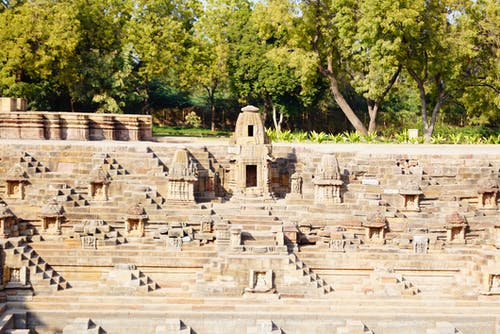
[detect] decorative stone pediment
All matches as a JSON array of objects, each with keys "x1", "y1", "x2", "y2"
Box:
[
  {"x1": 314, "y1": 154, "x2": 343, "y2": 204},
  {"x1": 477, "y1": 178, "x2": 498, "y2": 210}
]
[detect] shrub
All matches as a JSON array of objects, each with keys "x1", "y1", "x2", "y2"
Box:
[{"x1": 184, "y1": 111, "x2": 202, "y2": 128}]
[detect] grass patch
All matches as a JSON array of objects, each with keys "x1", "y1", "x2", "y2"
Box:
[{"x1": 153, "y1": 125, "x2": 231, "y2": 137}]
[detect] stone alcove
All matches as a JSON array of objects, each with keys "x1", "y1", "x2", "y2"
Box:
[
  {"x1": 39, "y1": 199, "x2": 64, "y2": 235},
  {"x1": 477, "y1": 179, "x2": 498, "y2": 210},
  {"x1": 0, "y1": 203, "x2": 18, "y2": 238},
  {"x1": 400, "y1": 183, "x2": 423, "y2": 212},
  {"x1": 89, "y1": 166, "x2": 111, "y2": 201},
  {"x1": 244, "y1": 269, "x2": 274, "y2": 293},
  {"x1": 444, "y1": 211, "x2": 468, "y2": 244},
  {"x1": 125, "y1": 204, "x2": 147, "y2": 237},
  {"x1": 362, "y1": 212, "x2": 387, "y2": 245},
  {"x1": 5, "y1": 163, "x2": 28, "y2": 200}
]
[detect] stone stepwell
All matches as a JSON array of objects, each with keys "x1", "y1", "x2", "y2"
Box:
[{"x1": 0, "y1": 106, "x2": 498, "y2": 333}]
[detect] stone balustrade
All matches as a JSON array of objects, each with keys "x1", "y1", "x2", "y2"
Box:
[{"x1": 0, "y1": 111, "x2": 152, "y2": 141}]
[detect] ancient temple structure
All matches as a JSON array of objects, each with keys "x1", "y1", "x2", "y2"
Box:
[
  {"x1": 228, "y1": 105, "x2": 273, "y2": 198},
  {"x1": 0, "y1": 105, "x2": 498, "y2": 333}
]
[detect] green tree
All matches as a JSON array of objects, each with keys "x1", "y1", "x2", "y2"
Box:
[
  {"x1": 0, "y1": 0, "x2": 80, "y2": 106},
  {"x1": 186, "y1": 0, "x2": 242, "y2": 131},
  {"x1": 298, "y1": 0, "x2": 404, "y2": 134},
  {"x1": 457, "y1": 0, "x2": 500, "y2": 127},
  {"x1": 396, "y1": 0, "x2": 497, "y2": 141},
  {"x1": 127, "y1": 0, "x2": 199, "y2": 113}
]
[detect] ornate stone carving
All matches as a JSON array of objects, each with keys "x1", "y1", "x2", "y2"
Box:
[
  {"x1": 444, "y1": 211, "x2": 467, "y2": 243},
  {"x1": 477, "y1": 179, "x2": 498, "y2": 210},
  {"x1": 314, "y1": 154, "x2": 343, "y2": 204},
  {"x1": 166, "y1": 149, "x2": 197, "y2": 203},
  {"x1": 40, "y1": 198, "x2": 64, "y2": 235},
  {"x1": 125, "y1": 203, "x2": 147, "y2": 237}
]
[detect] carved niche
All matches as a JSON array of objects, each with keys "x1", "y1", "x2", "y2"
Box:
[
  {"x1": 477, "y1": 179, "x2": 498, "y2": 210},
  {"x1": 0, "y1": 203, "x2": 18, "y2": 238},
  {"x1": 5, "y1": 163, "x2": 27, "y2": 200},
  {"x1": 313, "y1": 154, "x2": 343, "y2": 204},
  {"x1": 362, "y1": 212, "x2": 387, "y2": 245},
  {"x1": 245, "y1": 270, "x2": 274, "y2": 293},
  {"x1": 400, "y1": 182, "x2": 423, "y2": 212},
  {"x1": 89, "y1": 167, "x2": 111, "y2": 201},
  {"x1": 39, "y1": 199, "x2": 64, "y2": 235},
  {"x1": 166, "y1": 149, "x2": 197, "y2": 203},
  {"x1": 125, "y1": 203, "x2": 147, "y2": 237},
  {"x1": 444, "y1": 211, "x2": 467, "y2": 244}
]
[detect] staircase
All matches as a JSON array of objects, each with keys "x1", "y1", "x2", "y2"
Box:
[
  {"x1": 101, "y1": 264, "x2": 160, "y2": 294},
  {"x1": 3, "y1": 238, "x2": 69, "y2": 292},
  {"x1": 93, "y1": 153, "x2": 128, "y2": 177},
  {"x1": 358, "y1": 268, "x2": 419, "y2": 297},
  {"x1": 287, "y1": 253, "x2": 334, "y2": 296},
  {"x1": 18, "y1": 152, "x2": 49, "y2": 177}
]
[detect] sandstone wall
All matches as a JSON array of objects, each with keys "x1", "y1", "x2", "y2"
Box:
[{"x1": 0, "y1": 111, "x2": 152, "y2": 141}]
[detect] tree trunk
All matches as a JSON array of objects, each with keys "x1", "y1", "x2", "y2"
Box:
[
  {"x1": 272, "y1": 105, "x2": 283, "y2": 132},
  {"x1": 324, "y1": 57, "x2": 368, "y2": 135},
  {"x1": 210, "y1": 100, "x2": 216, "y2": 132},
  {"x1": 408, "y1": 69, "x2": 447, "y2": 143},
  {"x1": 367, "y1": 101, "x2": 379, "y2": 133},
  {"x1": 70, "y1": 97, "x2": 75, "y2": 113}
]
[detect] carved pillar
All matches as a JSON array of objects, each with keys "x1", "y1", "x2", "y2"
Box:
[{"x1": 229, "y1": 225, "x2": 243, "y2": 252}]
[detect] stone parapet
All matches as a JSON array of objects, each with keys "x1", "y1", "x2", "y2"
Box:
[{"x1": 0, "y1": 111, "x2": 152, "y2": 141}]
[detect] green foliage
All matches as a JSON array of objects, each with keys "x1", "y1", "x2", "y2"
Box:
[
  {"x1": 309, "y1": 130, "x2": 328, "y2": 143},
  {"x1": 153, "y1": 125, "x2": 230, "y2": 137},
  {"x1": 184, "y1": 111, "x2": 202, "y2": 128},
  {"x1": 0, "y1": 0, "x2": 496, "y2": 134}
]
